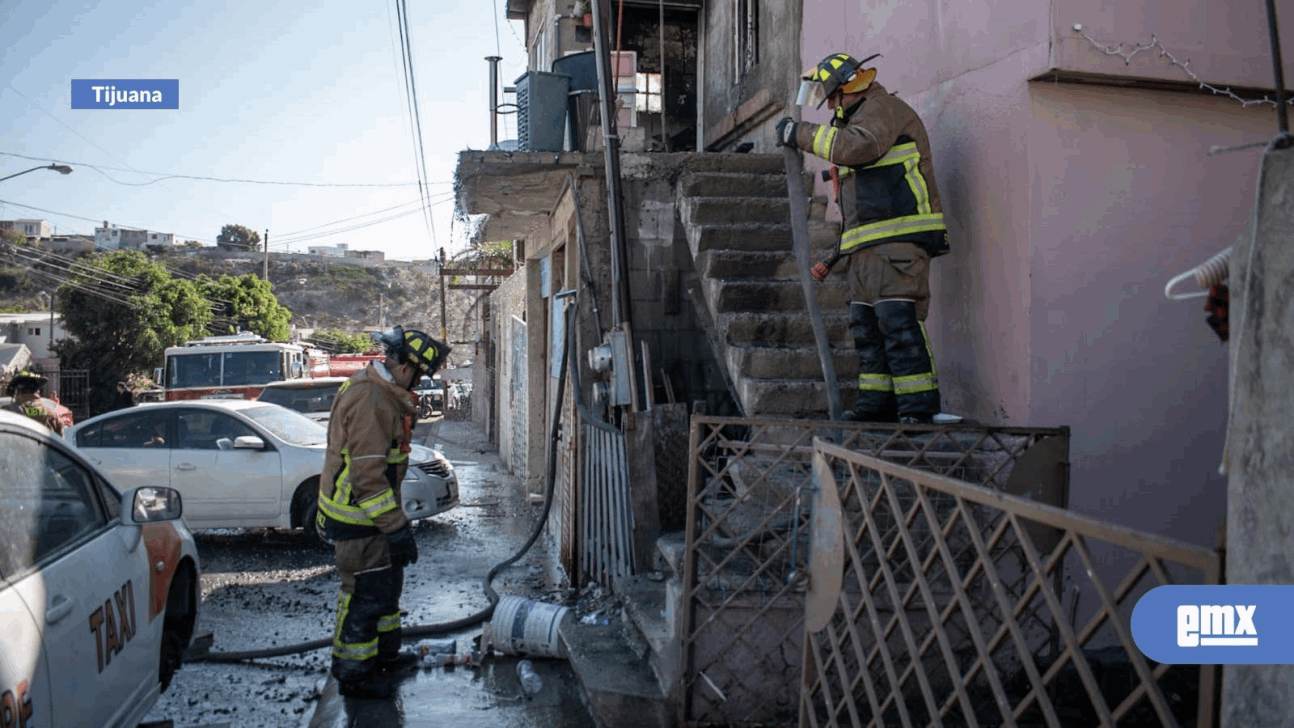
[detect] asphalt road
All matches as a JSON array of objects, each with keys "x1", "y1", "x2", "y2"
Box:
[{"x1": 142, "y1": 418, "x2": 596, "y2": 728}]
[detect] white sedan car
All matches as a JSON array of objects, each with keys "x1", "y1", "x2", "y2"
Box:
[
  {"x1": 65, "y1": 400, "x2": 459, "y2": 541},
  {"x1": 1, "y1": 410, "x2": 201, "y2": 727}
]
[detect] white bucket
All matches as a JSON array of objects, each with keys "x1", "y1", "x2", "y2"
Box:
[{"x1": 485, "y1": 596, "x2": 571, "y2": 659}]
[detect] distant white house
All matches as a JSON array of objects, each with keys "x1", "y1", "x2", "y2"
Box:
[
  {"x1": 0, "y1": 311, "x2": 66, "y2": 362},
  {"x1": 0, "y1": 313, "x2": 67, "y2": 362},
  {"x1": 0, "y1": 218, "x2": 53, "y2": 240},
  {"x1": 95, "y1": 221, "x2": 174, "y2": 250},
  {"x1": 308, "y1": 243, "x2": 349, "y2": 257}
]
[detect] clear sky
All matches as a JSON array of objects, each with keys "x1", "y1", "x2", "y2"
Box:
[{"x1": 1, "y1": 0, "x2": 528, "y2": 261}]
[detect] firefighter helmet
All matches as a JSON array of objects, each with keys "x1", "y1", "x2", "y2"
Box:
[{"x1": 797, "y1": 52, "x2": 881, "y2": 108}]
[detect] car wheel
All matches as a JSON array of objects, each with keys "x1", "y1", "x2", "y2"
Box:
[
  {"x1": 290, "y1": 479, "x2": 330, "y2": 549},
  {"x1": 159, "y1": 631, "x2": 183, "y2": 692}
]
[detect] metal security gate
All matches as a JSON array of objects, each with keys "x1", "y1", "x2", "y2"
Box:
[
  {"x1": 801, "y1": 440, "x2": 1221, "y2": 728},
  {"x1": 28, "y1": 367, "x2": 89, "y2": 422},
  {"x1": 680, "y1": 417, "x2": 1071, "y2": 727}
]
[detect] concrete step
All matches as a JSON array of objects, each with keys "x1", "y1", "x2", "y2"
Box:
[
  {"x1": 696, "y1": 249, "x2": 841, "y2": 280},
  {"x1": 685, "y1": 222, "x2": 794, "y2": 257},
  {"x1": 561, "y1": 620, "x2": 673, "y2": 728},
  {"x1": 727, "y1": 344, "x2": 858, "y2": 381},
  {"x1": 737, "y1": 378, "x2": 860, "y2": 417},
  {"x1": 720, "y1": 311, "x2": 853, "y2": 348},
  {"x1": 705, "y1": 278, "x2": 850, "y2": 314},
  {"x1": 616, "y1": 574, "x2": 679, "y2": 708},
  {"x1": 680, "y1": 196, "x2": 791, "y2": 226},
  {"x1": 676, "y1": 152, "x2": 786, "y2": 176},
  {"x1": 677, "y1": 171, "x2": 793, "y2": 199}
]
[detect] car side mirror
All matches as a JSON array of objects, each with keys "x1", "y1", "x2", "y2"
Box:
[
  {"x1": 122, "y1": 486, "x2": 183, "y2": 523},
  {"x1": 233, "y1": 435, "x2": 266, "y2": 450}
]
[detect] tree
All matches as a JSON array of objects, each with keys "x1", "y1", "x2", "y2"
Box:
[
  {"x1": 182, "y1": 240, "x2": 204, "y2": 249},
  {"x1": 314, "y1": 329, "x2": 374, "y2": 353},
  {"x1": 1, "y1": 228, "x2": 28, "y2": 247},
  {"x1": 56, "y1": 250, "x2": 212, "y2": 415},
  {"x1": 216, "y1": 224, "x2": 261, "y2": 251},
  {"x1": 200, "y1": 273, "x2": 292, "y2": 341}
]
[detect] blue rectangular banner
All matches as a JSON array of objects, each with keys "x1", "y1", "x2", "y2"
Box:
[{"x1": 71, "y1": 79, "x2": 178, "y2": 109}]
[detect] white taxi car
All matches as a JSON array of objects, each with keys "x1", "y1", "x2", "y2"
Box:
[
  {"x1": 65, "y1": 400, "x2": 459, "y2": 543},
  {"x1": 0, "y1": 409, "x2": 201, "y2": 727}
]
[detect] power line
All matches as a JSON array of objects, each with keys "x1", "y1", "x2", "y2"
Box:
[
  {"x1": 0, "y1": 198, "x2": 215, "y2": 244},
  {"x1": 271, "y1": 193, "x2": 457, "y2": 250},
  {"x1": 0, "y1": 151, "x2": 444, "y2": 189},
  {"x1": 394, "y1": 0, "x2": 438, "y2": 248}
]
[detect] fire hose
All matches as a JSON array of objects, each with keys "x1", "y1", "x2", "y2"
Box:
[{"x1": 194, "y1": 312, "x2": 572, "y2": 664}]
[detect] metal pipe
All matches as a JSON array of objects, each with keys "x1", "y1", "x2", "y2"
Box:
[
  {"x1": 486, "y1": 55, "x2": 503, "y2": 148},
  {"x1": 590, "y1": 0, "x2": 641, "y2": 410},
  {"x1": 1264, "y1": 0, "x2": 1289, "y2": 136}
]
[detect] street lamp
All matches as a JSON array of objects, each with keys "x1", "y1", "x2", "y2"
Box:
[{"x1": 0, "y1": 164, "x2": 73, "y2": 183}]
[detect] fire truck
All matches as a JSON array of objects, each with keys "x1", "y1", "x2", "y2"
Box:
[
  {"x1": 162, "y1": 333, "x2": 312, "y2": 401},
  {"x1": 161, "y1": 334, "x2": 386, "y2": 401}
]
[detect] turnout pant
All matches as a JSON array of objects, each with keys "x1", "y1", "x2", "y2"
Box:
[
  {"x1": 846, "y1": 242, "x2": 940, "y2": 421},
  {"x1": 331, "y1": 535, "x2": 404, "y2": 683}
]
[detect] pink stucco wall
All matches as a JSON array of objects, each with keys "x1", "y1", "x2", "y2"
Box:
[
  {"x1": 1051, "y1": 0, "x2": 1294, "y2": 90},
  {"x1": 799, "y1": 0, "x2": 1284, "y2": 548},
  {"x1": 1027, "y1": 85, "x2": 1273, "y2": 544}
]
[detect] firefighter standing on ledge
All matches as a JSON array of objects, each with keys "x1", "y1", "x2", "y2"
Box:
[
  {"x1": 777, "y1": 52, "x2": 949, "y2": 424},
  {"x1": 316, "y1": 325, "x2": 449, "y2": 698}
]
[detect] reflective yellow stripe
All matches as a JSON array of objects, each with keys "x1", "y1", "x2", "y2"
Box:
[
  {"x1": 921, "y1": 322, "x2": 938, "y2": 381},
  {"x1": 865, "y1": 142, "x2": 919, "y2": 168},
  {"x1": 333, "y1": 592, "x2": 380, "y2": 661},
  {"x1": 893, "y1": 373, "x2": 939, "y2": 395},
  {"x1": 858, "y1": 373, "x2": 893, "y2": 392},
  {"x1": 813, "y1": 125, "x2": 838, "y2": 159},
  {"x1": 335, "y1": 447, "x2": 353, "y2": 505},
  {"x1": 359, "y1": 489, "x2": 399, "y2": 519},
  {"x1": 840, "y1": 214, "x2": 947, "y2": 254},
  {"x1": 387, "y1": 448, "x2": 408, "y2": 464},
  {"x1": 378, "y1": 612, "x2": 401, "y2": 633},
  {"x1": 319, "y1": 496, "x2": 373, "y2": 525},
  {"x1": 903, "y1": 155, "x2": 932, "y2": 215}
]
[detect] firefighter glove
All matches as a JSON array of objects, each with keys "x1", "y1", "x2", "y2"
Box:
[
  {"x1": 775, "y1": 117, "x2": 798, "y2": 148},
  {"x1": 387, "y1": 525, "x2": 419, "y2": 567}
]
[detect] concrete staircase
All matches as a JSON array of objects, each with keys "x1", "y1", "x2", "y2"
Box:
[{"x1": 676, "y1": 154, "x2": 857, "y2": 418}]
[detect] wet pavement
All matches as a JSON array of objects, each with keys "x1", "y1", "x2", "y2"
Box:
[{"x1": 143, "y1": 417, "x2": 597, "y2": 728}]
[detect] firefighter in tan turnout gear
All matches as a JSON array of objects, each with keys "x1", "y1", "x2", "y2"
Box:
[
  {"x1": 777, "y1": 52, "x2": 948, "y2": 424},
  {"x1": 317, "y1": 325, "x2": 450, "y2": 698}
]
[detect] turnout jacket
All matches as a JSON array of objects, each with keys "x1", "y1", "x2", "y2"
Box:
[
  {"x1": 317, "y1": 362, "x2": 415, "y2": 541},
  {"x1": 792, "y1": 82, "x2": 949, "y2": 259}
]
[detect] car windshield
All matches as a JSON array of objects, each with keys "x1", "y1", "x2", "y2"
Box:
[
  {"x1": 258, "y1": 383, "x2": 342, "y2": 414},
  {"x1": 221, "y1": 351, "x2": 283, "y2": 387},
  {"x1": 167, "y1": 350, "x2": 284, "y2": 388},
  {"x1": 240, "y1": 405, "x2": 328, "y2": 446}
]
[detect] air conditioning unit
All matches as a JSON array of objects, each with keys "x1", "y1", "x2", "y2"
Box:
[{"x1": 515, "y1": 71, "x2": 571, "y2": 152}]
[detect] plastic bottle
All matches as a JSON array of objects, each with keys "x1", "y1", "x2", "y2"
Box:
[{"x1": 516, "y1": 659, "x2": 543, "y2": 698}]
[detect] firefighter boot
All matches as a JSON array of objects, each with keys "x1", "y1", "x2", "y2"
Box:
[
  {"x1": 873, "y1": 299, "x2": 940, "y2": 423},
  {"x1": 843, "y1": 302, "x2": 898, "y2": 422}
]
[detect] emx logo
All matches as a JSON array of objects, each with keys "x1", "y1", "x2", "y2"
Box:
[
  {"x1": 1133, "y1": 585, "x2": 1293, "y2": 664},
  {"x1": 1177, "y1": 605, "x2": 1257, "y2": 647}
]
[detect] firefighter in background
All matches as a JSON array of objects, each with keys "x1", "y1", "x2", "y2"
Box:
[
  {"x1": 316, "y1": 325, "x2": 450, "y2": 698},
  {"x1": 4, "y1": 370, "x2": 65, "y2": 434},
  {"x1": 776, "y1": 53, "x2": 949, "y2": 424}
]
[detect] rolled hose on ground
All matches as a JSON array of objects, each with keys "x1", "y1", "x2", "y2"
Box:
[{"x1": 194, "y1": 320, "x2": 572, "y2": 664}]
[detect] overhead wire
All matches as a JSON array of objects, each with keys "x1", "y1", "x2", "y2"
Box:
[
  {"x1": 0, "y1": 152, "x2": 433, "y2": 189},
  {"x1": 393, "y1": 0, "x2": 439, "y2": 248}
]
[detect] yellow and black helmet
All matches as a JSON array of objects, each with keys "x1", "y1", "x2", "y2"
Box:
[
  {"x1": 373, "y1": 326, "x2": 451, "y2": 376},
  {"x1": 797, "y1": 52, "x2": 881, "y2": 108},
  {"x1": 6, "y1": 369, "x2": 48, "y2": 396}
]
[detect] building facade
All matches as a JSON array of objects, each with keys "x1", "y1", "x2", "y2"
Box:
[{"x1": 94, "y1": 221, "x2": 175, "y2": 250}]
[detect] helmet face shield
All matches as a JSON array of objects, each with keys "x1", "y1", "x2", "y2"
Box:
[{"x1": 796, "y1": 79, "x2": 829, "y2": 108}]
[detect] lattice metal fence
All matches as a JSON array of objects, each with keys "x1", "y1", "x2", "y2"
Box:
[
  {"x1": 801, "y1": 439, "x2": 1221, "y2": 728},
  {"x1": 681, "y1": 417, "x2": 1072, "y2": 728}
]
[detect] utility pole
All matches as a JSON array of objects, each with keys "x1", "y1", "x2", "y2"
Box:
[
  {"x1": 262, "y1": 229, "x2": 270, "y2": 281},
  {"x1": 438, "y1": 248, "x2": 448, "y2": 342},
  {"x1": 1222, "y1": 2, "x2": 1294, "y2": 725}
]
